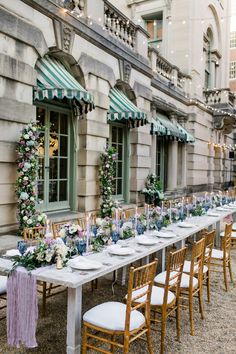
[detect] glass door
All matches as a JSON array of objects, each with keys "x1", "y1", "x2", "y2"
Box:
[{"x1": 37, "y1": 105, "x2": 71, "y2": 211}]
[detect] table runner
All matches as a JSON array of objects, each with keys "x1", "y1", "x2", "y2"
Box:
[{"x1": 7, "y1": 267, "x2": 42, "y2": 348}]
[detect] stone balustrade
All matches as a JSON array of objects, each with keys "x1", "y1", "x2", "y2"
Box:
[
  {"x1": 104, "y1": 0, "x2": 137, "y2": 49},
  {"x1": 59, "y1": 0, "x2": 85, "y2": 14},
  {"x1": 149, "y1": 48, "x2": 192, "y2": 95},
  {"x1": 203, "y1": 88, "x2": 236, "y2": 107}
]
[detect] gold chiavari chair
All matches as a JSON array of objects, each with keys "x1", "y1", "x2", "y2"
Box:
[
  {"x1": 52, "y1": 220, "x2": 73, "y2": 238},
  {"x1": 82, "y1": 260, "x2": 158, "y2": 354},
  {"x1": 152, "y1": 247, "x2": 187, "y2": 354},
  {"x1": 24, "y1": 225, "x2": 48, "y2": 243},
  {"x1": 78, "y1": 217, "x2": 86, "y2": 230},
  {"x1": 179, "y1": 238, "x2": 205, "y2": 335},
  {"x1": 137, "y1": 206, "x2": 145, "y2": 215},
  {"x1": 23, "y1": 226, "x2": 66, "y2": 316},
  {"x1": 221, "y1": 221, "x2": 236, "y2": 247},
  {"x1": 124, "y1": 208, "x2": 135, "y2": 220},
  {"x1": 0, "y1": 276, "x2": 7, "y2": 320},
  {"x1": 211, "y1": 222, "x2": 234, "y2": 291},
  {"x1": 183, "y1": 231, "x2": 215, "y2": 303},
  {"x1": 90, "y1": 212, "x2": 99, "y2": 226}
]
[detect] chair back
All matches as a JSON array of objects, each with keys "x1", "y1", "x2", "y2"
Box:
[
  {"x1": 190, "y1": 238, "x2": 205, "y2": 289},
  {"x1": 222, "y1": 222, "x2": 232, "y2": 259},
  {"x1": 124, "y1": 209, "x2": 135, "y2": 220},
  {"x1": 137, "y1": 207, "x2": 145, "y2": 215},
  {"x1": 164, "y1": 247, "x2": 187, "y2": 305},
  {"x1": 24, "y1": 226, "x2": 48, "y2": 242},
  {"x1": 90, "y1": 212, "x2": 99, "y2": 226},
  {"x1": 203, "y1": 230, "x2": 216, "y2": 266},
  {"x1": 125, "y1": 260, "x2": 158, "y2": 333},
  {"x1": 52, "y1": 221, "x2": 70, "y2": 238},
  {"x1": 78, "y1": 217, "x2": 86, "y2": 230}
]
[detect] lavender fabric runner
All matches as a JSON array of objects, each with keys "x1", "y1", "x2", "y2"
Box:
[{"x1": 7, "y1": 267, "x2": 41, "y2": 348}]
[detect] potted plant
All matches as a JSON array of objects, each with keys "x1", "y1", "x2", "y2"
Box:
[{"x1": 141, "y1": 173, "x2": 164, "y2": 206}]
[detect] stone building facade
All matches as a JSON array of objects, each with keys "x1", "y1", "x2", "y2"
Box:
[{"x1": 0, "y1": 0, "x2": 235, "y2": 233}]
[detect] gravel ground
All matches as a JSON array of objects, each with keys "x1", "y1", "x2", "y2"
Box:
[{"x1": 0, "y1": 248, "x2": 236, "y2": 354}]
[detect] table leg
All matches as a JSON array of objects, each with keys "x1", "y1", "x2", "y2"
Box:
[
  {"x1": 67, "y1": 286, "x2": 82, "y2": 354},
  {"x1": 117, "y1": 266, "x2": 127, "y2": 286},
  {"x1": 161, "y1": 248, "x2": 166, "y2": 272}
]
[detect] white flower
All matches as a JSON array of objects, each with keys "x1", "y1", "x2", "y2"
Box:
[
  {"x1": 23, "y1": 176, "x2": 29, "y2": 181},
  {"x1": 23, "y1": 216, "x2": 28, "y2": 221},
  {"x1": 32, "y1": 127, "x2": 36, "y2": 132},
  {"x1": 96, "y1": 218, "x2": 103, "y2": 226},
  {"x1": 37, "y1": 215, "x2": 42, "y2": 222},
  {"x1": 59, "y1": 229, "x2": 66, "y2": 238},
  {"x1": 69, "y1": 225, "x2": 77, "y2": 234},
  {"x1": 30, "y1": 196, "x2": 34, "y2": 201},
  {"x1": 24, "y1": 134, "x2": 29, "y2": 139},
  {"x1": 20, "y1": 192, "x2": 29, "y2": 200},
  {"x1": 27, "y1": 219, "x2": 33, "y2": 225},
  {"x1": 23, "y1": 162, "x2": 31, "y2": 170},
  {"x1": 106, "y1": 164, "x2": 110, "y2": 168}
]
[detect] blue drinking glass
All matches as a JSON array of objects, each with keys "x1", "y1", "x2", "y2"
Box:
[
  {"x1": 111, "y1": 231, "x2": 119, "y2": 244},
  {"x1": 17, "y1": 241, "x2": 27, "y2": 256},
  {"x1": 76, "y1": 240, "x2": 87, "y2": 255},
  {"x1": 136, "y1": 224, "x2": 144, "y2": 235},
  {"x1": 156, "y1": 220, "x2": 162, "y2": 231}
]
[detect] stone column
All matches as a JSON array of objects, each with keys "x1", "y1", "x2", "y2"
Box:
[
  {"x1": 181, "y1": 144, "x2": 187, "y2": 188},
  {"x1": 167, "y1": 140, "x2": 178, "y2": 191},
  {"x1": 77, "y1": 75, "x2": 110, "y2": 212}
]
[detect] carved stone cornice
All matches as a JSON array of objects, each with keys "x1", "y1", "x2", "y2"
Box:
[{"x1": 53, "y1": 19, "x2": 75, "y2": 54}]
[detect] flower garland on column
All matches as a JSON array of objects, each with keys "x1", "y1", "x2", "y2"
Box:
[
  {"x1": 16, "y1": 122, "x2": 47, "y2": 236},
  {"x1": 99, "y1": 146, "x2": 117, "y2": 218}
]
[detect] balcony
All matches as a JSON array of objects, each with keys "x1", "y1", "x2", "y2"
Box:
[
  {"x1": 149, "y1": 48, "x2": 192, "y2": 97},
  {"x1": 203, "y1": 88, "x2": 236, "y2": 133}
]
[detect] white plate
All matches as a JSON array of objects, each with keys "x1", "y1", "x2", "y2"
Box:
[
  {"x1": 154, "y1": 231, "x2": 176, "y2": 238},
  {"x1": 67, "y1": 257, "x2": 103, "y2": 270},
  {"x1": 178, "y1": 222, "x2": 195, "y2": 228},
  {"x1": 207, "y1": 212, "x2": 220, "y2": 217},
  {"x1": 135, "y1": 236, "x2": 160, "y2": 246},
  {"x1": 5, "y1": 246, "x2": 35, "y2": 257},
  {"x1": 107, "y1": 245, "x2": 135, "y2": 256},
  {"x1": 224, "y1": 205, "x2": 236, "y2": 209},
  {"x1": 216, "y1": 207, "x2": 230, "y2": 211}
]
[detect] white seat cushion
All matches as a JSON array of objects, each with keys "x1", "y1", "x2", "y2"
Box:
[
  {"x1": 0, "y1": 275, "x2": 7, "y2": 294},
  {"x1": 154, "y1": 271, "x2": 178, "y2": 286},
  {"x1": 180, "y1": 273, "x2": 198, "y2": 288},
  {"x1": 211, "y1": 249, "x2": 226, "y2": 259},
  {"x1": 183, "y1": 260, "x2": 198, "y2": 274},
  {"x1": 126, "y1": 285, "x2": 175, "y2": 307},
  {"x1": 220, "y1": 231, "x2": 236, "y2": 239},
  {"x1": 232, "y1": 222, "x2": 236, "y2": 231},
  {"x1": 83, "y1": 301, "x2": 145, "y2": 331},
  {"x1": 203, "y1": 265, "x2": 208, "y2": 273}
]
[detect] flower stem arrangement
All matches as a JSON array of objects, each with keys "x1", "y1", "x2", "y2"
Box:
[
  {"x1": 141, "y1": 173, "x2": 164, "y2": 206},
  {"x1": 15, "y1": 122, "x2": 47, "y2": 235},
  {"x1": 99, "y1": 146, "x2": 117, "y2": 218}
]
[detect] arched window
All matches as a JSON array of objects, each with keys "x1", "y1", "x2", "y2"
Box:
[{"x1": 204, "y1": 29, "x2": 213, "y2": 89}]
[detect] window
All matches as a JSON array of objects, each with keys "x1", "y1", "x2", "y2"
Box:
[
  {"x1": 204, "y1": 29, "x2": 214, "y2": 89},
  {"x1": 156, "y1": 139, "x2": 167, "y2": 191},
  {"x1": 229, "y1": 61, "x2": 236, "y2": 79},
  {"x1": 230, "y1": 32, "x2": 236, "y2": 48},
  {"x1": 109, "y1": 123, "x2": 129, "y2": 200},
  {"x1": 143, "y1": 12, "x2": 163, "y2": 50}
]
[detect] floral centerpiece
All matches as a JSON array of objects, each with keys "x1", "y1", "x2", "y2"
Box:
[
  {"x1": 141, "y1": 173, "x2": 164, "y2": 206},
  {"x1": 91, "y1": 217, "x2": 113, "y2": 251},
  {"x1": 16, "y1": 122, "x2": 46, "y2": 235},
  {"x1": 99, "y1": 146, "x2": 117, "y2": 218},
  {"x1": 58, "y1": 223, "x2": 84, "y2": 253},
  {"x1": 11, "y1": 238, "x2": 69, "y2": 272}
]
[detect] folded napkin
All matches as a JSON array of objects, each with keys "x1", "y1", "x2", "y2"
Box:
[{"x1": 7, "y1": 266, "x2": 42, "y2": 348}]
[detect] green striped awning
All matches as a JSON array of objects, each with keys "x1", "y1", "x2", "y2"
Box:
[
  {"x1": 150, "y1": 118, "x2": 166, "y2": 136},
  {"x1": 34, "y1": 56, "x2": 94, "y2": 113},
  {"x1": 107, "y1": 88, "x2": 147, "y2": 122},
  {"x1": 157, "y1": 114, "x2": 186, "y2": 141},
  {"x1": 176, "y1": 123, "x2": 195, "y2": 143}
]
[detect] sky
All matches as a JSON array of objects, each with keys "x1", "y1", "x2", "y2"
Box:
[{"x1": 231, "y1": 0, "x2": 236, "y2": 30}]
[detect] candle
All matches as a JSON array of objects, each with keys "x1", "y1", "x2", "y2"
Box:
[
  {"x1": 147, "y1": 204, "x2": 150, "y2": 230},
  {"x1": 161, "y1": 201, "x2": 164, "y2": 216},
  {"x1": 135, "y1": 206, "x2": 138, "y2": 232},
  {"x1": 115, "y1": 208, "x2": 119, "y2": 232},
  {"x1": 86, "y1": 213, "x2": 90, "y2": 252},
  {"x1": 181, "y1": 197, "x2": 184, "y2": 214},
  {"x1": 193, "y1": 195, "x2": 196, "y2": 207},
  {"x1": 169, "y1": 201, "x2": 172, "y2": 223},
  {"x1": 219, "y1": 191, "x2": 222, "y2": 205},
  {"x1": 226, "y1": 190, "x2": 229, "y2": 203},
  {"x1": 144, "y1": 203, "x2": 147, "y2": 216},
  {"x1": 205, "y1": 192, "x2": 207, "y2": 204},
  {"x1": 46, "y1": 218, "x2": 50, "y2": 233}
]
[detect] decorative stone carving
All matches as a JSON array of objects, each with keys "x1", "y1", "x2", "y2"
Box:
[
  {"x1": 123, "y1": 61, "x2": 132, "y2": 83},
  {"x1": 53, "y1": 20, "x2": 75, "y2": 54},
  {"x1": 213, "y1": 115, "x2": 235, "y2": 134}
]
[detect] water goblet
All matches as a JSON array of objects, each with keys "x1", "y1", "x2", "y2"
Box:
[
  {"x1": 76, "y1": 240, "x2": 87, "y2": 255},
  {"x1": 17, "y1": 241, "x2": 27, "y2": 256},
  {"x1": 111, "y1": 231, "x2": 119, "y2": 244}
]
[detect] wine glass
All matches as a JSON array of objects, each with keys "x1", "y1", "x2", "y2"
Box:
[
  {"x1": 76, "y1": 240, "x2": 86, "y2": 255},
  {"x1": 17, "y1": 241, "x2": 27, "y2": 256},
  {"x1": 111, "y1": 231, "x2": 119, "y2": 244}
]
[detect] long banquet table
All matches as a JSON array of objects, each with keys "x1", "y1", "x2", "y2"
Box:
[{"x1": 0, "y1": 208, "x2": 235, "y2": 354}]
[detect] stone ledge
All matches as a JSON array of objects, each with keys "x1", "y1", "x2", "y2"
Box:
[
  {"x1": 0, "y1": 98, "x2": 36, "y2": 123},
  {"x1": 0, "y1": 7, "x2": 48, "y2": 57},
  {"x1": 0, "y1": 53, "x2": 36, "y2": 86}
]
